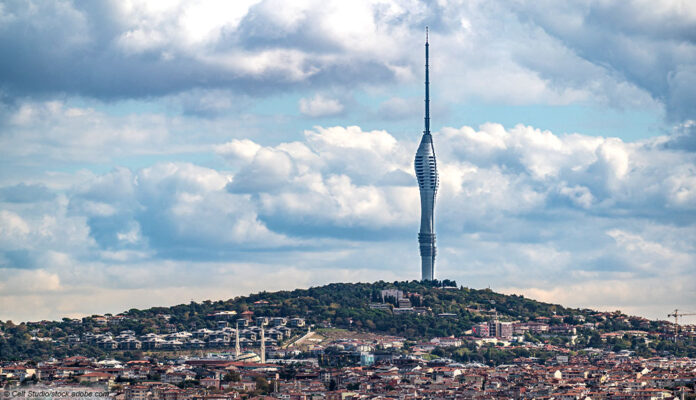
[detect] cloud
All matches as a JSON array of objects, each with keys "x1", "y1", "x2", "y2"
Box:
[
  {"x1": 661, "y1": 120, "x2": 696, "y2": 152},
  {"x1": 1, "y1": 122, "x2": 695, "y2": 320},
  {"x1": 0, "y1": 258, "x2": 406, "y2": 322},
  {"x1": 69, "y1": 163, "x2": 293, "y2": 258},
  {"x1": 0, "y1": 269, "x2": 61, "y2": 296},
  {"x1": 510, "y1": 0, "x2": 696, "y2": 122},
  {"x1": 62, "y1": 122, "x2": 692, "y2": 253},
  {"x1": 436, "y1": 124, "x2": 696, "y2": 223},
  {"x1": 0, "y1": 100, "x2": 170, "y2": 164},
  {"x1": 0, "y1": 201, "x2": 94, "y2": 270},
  {"x1": 173, "y1": 89, "x2": 254, "y2": 117},
  {"x1": 0, "y1": 0, "x2": 403, "y2": 100},
  {"x1": 299, "y1": 94, "x2": 344, "y2": 117},
  {"x1": 0, "y1": 210, "x2": 30, "y2": 238},
  {"x1": 0, "y1": 0, "x2": 691, "y2": 126},
  {"x1": 0, "y1": 183, "x2": 55, "y2": 203},
  {"x1": 217, "y1": 126, "x2": 418, "y2": 236},
  {"x1": 2, "y1": 0, "x2": 696, "y2": 323}
]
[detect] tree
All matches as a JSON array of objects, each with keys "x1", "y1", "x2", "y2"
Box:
[
  {"x1": 588, "y1": 332, "x2": 602, "y2": 348},
  {"x1": 223, "y1": 371, "x2": 240, "y2": 382},
  {"x1": 254, "y1": 376, "x2": 271, "y2": 394}
]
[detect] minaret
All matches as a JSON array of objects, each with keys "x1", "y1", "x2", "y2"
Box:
[
  {"x1": 235, "y1": 320, "x2": 241, "y2": 358},
  {"x1": 260, "y1": 325, "x2": 266, "y2": 363},
  {"x1": 414, "y1": 27, "x2": 438, "y2": 281}
]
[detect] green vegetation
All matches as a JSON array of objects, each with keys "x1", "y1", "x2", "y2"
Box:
[{"x1": 1, "y1": 280, "x2": 694, "y2": 360}]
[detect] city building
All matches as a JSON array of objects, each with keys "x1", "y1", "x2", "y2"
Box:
[{"x1": 472, "y1": 323, "x2": 490, "y2": 337}]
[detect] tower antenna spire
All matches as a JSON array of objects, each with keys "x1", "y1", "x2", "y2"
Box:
[{"x1": 424, "y1": 26, "x2": 430, "y2": 136}]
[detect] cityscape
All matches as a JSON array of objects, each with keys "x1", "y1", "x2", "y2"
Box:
[{"x1": 1, "y1": 1, "x2": 696, "y2": 399}]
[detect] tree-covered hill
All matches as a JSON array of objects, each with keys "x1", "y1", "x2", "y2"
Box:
[{"x1": 0, "y1": 280, "x2": 687, "y2": 360}]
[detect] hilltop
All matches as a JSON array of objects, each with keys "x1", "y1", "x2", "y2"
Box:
[{"x1": 1, "y1": 280, "x2": 693, "y2": 361}]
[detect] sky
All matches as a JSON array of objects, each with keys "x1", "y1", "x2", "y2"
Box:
[{"x1": 0, "y1": 0, "x2": 695, "y2": 324}]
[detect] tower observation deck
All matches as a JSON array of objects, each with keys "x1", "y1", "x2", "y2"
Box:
[{"x1": 414, "y1": 27, "x2": 438, "y2": 281}]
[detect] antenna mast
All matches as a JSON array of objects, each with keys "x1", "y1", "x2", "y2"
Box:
[{"x1": 424, "y1": 26, "x2": 430, "y2": 136}]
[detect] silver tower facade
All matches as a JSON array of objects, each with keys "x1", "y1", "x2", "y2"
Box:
[{"x1": 415, "y1": 28, "x2": 438, "y2": 281}]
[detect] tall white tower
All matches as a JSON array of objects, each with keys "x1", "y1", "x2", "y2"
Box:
[{"x1": 415, "y1": 27, "x2": 438, "y2": 281}]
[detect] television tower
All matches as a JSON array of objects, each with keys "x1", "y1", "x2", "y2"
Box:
[{"x1": 414, "y1": 27, "x2": 438, "y2": 281}]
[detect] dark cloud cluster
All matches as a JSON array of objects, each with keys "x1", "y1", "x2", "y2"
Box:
[
  {"x1": 511, "y1": 0, "x2": 696, "y2": 123},
  {"x1": 661, "y1": 121, "x2": 696, "y2": 152},
  {"x1": 0, "y1": 0, "x2": 402, "y2": 101},
  {"x1": 1, "y1": 0, "x2": 693, "y2": 129}
]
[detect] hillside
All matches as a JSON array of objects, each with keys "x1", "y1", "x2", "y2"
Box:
[{"x1": 1, "y1": 280, "x2": 693, "y2": 360}]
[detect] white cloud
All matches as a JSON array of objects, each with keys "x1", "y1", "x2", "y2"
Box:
[
  {"x1": 1, "y1": 121, "x2": 695, "y2": 322},
  {"x1": 299, "y1": 94, "x2": 344, "y2": 117},
  {"x1": 558, "y1": 184, "x2": 595, "y2": 209},
  {"x1": 81, "y1": 162, "x2": 292, "y2": 252},
  {"x1": 0, "y1": 257, "x2": 406, "y2": 322},
  {"x1": 215, "y1": 123, "x2": 696, "y2": 237},
  {"x1": 0, "y1": 269, "x2": 62, "y2": 296},
  {"x1": 0, "y1": 101, "x2": 170, "y2": 163},
  {"x1": 3, "y1": 0, "x2": 686, "y2": 120},
  {"x1": 215, "y1": 139, "x2": 263, "y2": 164},
  {"x1": 0, "y1": 210, "x2": 30, "y2": 238},
  {"x1": 2, "y1": 0, "x2": 696, "y2": 324},
  {"x1": 115, "y1": 0, "x2": 263, "y2": 52}
]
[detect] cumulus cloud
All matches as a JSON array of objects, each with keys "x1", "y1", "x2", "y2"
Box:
[
  {"x1": 69, "y1": 163, "x2": 293, "y2": 257},
  {"x1": 0, "y1": 0, "x2": 692, "y2": 126},
  {"x1": 0, "y1": 0, "x2": 403, "y2": 99},
  {"x1": 1, "y1": 122, "x2": 695, "y2": 320},
  {"x1": 299, "y1": 94, "x2": 344, "y2": 117},
  {"x1": 217, "y1": 126, "x2": 418, "y2": 236},
  {"x1": 0, "y1": 210, "x2": 30, "y2": 238},
  {"x1": 217, "y1": 124, "x2": 696, "y2": 296},
  {"x1": 2, "y1": 0, "x2": 696, "y2": 324},
  {"x1": 0, "y1": 100, "x2": 171, "y2": 164},
  {"x1": 437, "y1": 124, "x2": 696, "y2": 222}
]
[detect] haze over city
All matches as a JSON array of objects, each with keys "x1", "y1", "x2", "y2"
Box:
[{"x1": 0, "y1": 0, "x2": 694, "y2": 323}]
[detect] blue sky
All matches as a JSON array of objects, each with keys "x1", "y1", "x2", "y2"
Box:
[{"x1": 0, "y1": 0, "x2": 695, "y2": 323}]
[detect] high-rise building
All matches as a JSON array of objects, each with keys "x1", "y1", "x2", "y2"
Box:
[
  {"x1": 488, "y1": 320, "x2": 513, "y2": 339},
  {"x1": 415, "y1": 28, "x2": 439, "y2": 281},
  {"x1": 473, "y1": 323, "x2": 490, "y2": 337}
]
